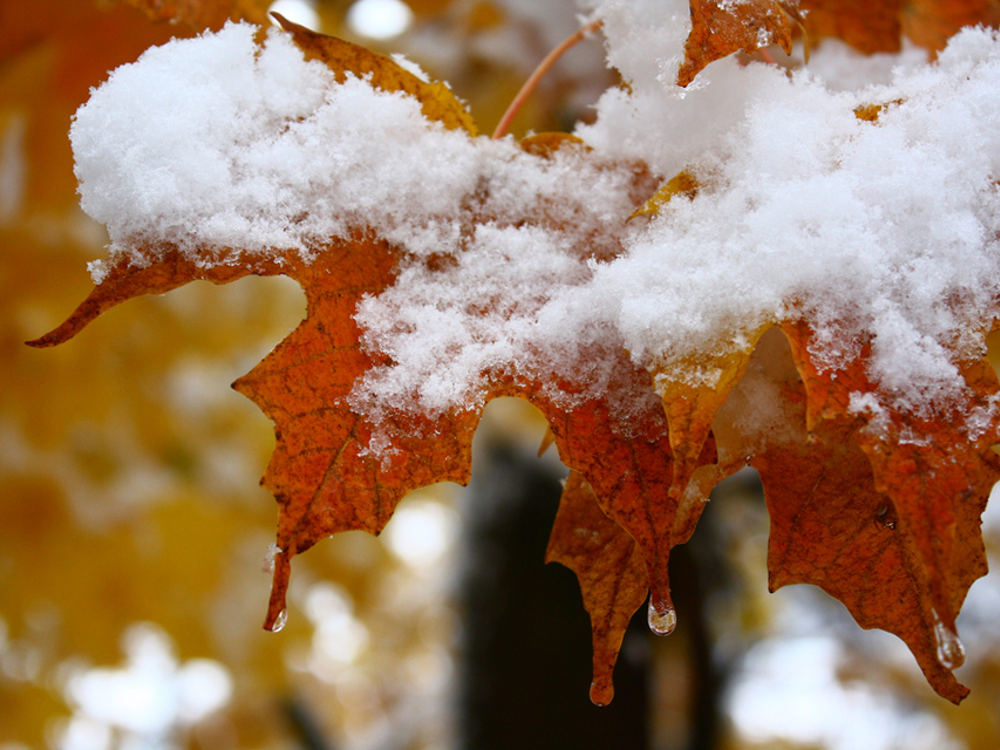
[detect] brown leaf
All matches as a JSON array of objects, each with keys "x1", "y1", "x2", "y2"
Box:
[
  {"x1": 800, "y1": 0, "x2": 1000, "y2": 54},
  {"x1": 546, "y1": 471, "x2": 648, "y2": 706},
  {"x1": 756, "y1": 416, "x2": 977, "y2": 703},
  {"x1": 28, "y1": 3, "x2": 1000, "y2": 711},
  {"x1": 498, "y1": 346, "x2": 694, "y2": 641},
  {"x1": 903, "y1": 0, "x2": 1000, "y2": 51},
  {"x1": 123, "y1": 0, "x2": 269, "y2": 29},
  {"x1": 271, "y1": 12, "x2": 478, "y2": 135},
  {"x1": 234, "y1": 237, "x2": 481, "y2": 629},
  {"x1": 765, "y1": 320, "x2": 1000, "y2": 702},
  {"x1": 678, "y1": 0, "x2": 801, "y2": 86},
  {"x1": 28, "y1": 17, "x2": 697, "y2": 645},
  {"x1": 29, "y1": 238, "x2": 483, "y2": 632},
  {"x1": 677, "y1": 0, "x2": 1000, "y2": 87},
  {"x1": 800, "y1": 0, "x2": 905, "y2": 53}
]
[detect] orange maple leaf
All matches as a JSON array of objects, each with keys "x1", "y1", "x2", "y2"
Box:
[
  {"x1": 29, "y1": 19, "x2": 691, "y2": 656},
  {"x1": 678, "y1": 0, "x2": 801, "y2": 86},
  {"x1": 676, "y1": 0, "x2": 1000, "y2": 85},
  {"x1": 775, "y1": 320, "x2": 1000, "y2": 701},
  {"x1": 28, "y1": 11, "x2": 1000, "y2": 709},
  {"x1": 546, "y1": 471, "x2": 647, "y2": 706},
  {"x1": 28, "y1": 237, "x2": 485, "y2": 631},
  {"x1": 29, "y1": 204, "x2": 694, "y2": 676},
  {"x1": 695, "y1": 324, "x2": 1000, "y2": 703},
  {"x1": 122, "y1": 0, "x2": 270, "y2": 29},
  {"x1": 799, "y1": 0, "x2": 906, "y2": 53},
  {"x1": 802, "y1": 0, "x2": 1000, "y2": 54}
]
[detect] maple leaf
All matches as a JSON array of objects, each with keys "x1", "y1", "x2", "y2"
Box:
[
  {"x1": 801, "y1": 0, "x2": 1000, "y2": 53},
  {"x1": 676, "y1": 0, "x2": 1000, "y2": 85},
  {"x1": 28, "y1": 238, "x2": 485, "y2": 630},
  {"x1": 678, "y1": 0, "x2": 801, "y2": 86},
  {"x1": 546, "y1": 471, "x2": 647, "y2": 706},
  {"x1": 607, "y1": 137, "x2": 1000, "y2": 704},
  {"x1": 123, "y1": 0, "x2": 270, "y2": 29},
  {"x1": 683, "y1": 322, "x2": 999, "y2": 704},
  {"x1": 799, "y1": 0, "x2": 906, "y2": 53},
  {"x1": 774, "y1": 321, "x2": 1000, "y2": 702},
  {"x1": 504, "y1": 348, "x2": 699, "y2": 641},
  {"x1": 28, "y1": 18, "x2": 687, "y2": 653},
  {"x1": 27, "y1": 20, "x2": 486, "y2": 629},
  {"x1": 27, "y1": 8, "x2": 1000, "y2": 711}
]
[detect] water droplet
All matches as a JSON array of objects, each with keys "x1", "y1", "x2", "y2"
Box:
[
  {"x1": 934, "y1": 617, "x2": 965, "y2": 670},
  {"x1": 266, "y1": 608, "x2": 288, "y2": 633},
  {"x1": 874, "y1": 503, "x2": 897, "y2": 530},
  {"x1": 647, "y1": 601, "x2": 677, "y2": 636}
]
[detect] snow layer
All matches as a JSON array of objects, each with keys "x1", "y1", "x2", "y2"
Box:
[
  {"x1": 69, "y1": 13, "x2": 1000, "y2": 424},
  {"x1": 72, "y1": 23, "x2": 483, "y2": 268},
  {"x1": 576, "y1": 1, "x2": 1000, "y2": 414}
]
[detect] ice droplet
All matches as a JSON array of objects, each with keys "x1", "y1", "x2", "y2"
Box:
[
  {"x1": 266, "y1": 608, "x2": 288, "y2": 633},
  {"x1": 647, "y1": 601, "x2": 677, "y2": 636},
  {"x1": 933, "y1": 616, "x2": 965, "y2": 670}
]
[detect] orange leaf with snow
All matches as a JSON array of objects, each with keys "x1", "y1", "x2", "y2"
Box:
[{"x1": 29, "y1": 6, "x2": 1000, "y2": 706}]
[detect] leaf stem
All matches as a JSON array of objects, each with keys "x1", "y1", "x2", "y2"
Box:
[{"x1": 492, "y1": 18, "x2": 604, "y2": 140}]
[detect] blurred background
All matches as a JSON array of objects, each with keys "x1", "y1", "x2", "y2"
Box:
[{"x1": 2, "y1": 1, "x2": 999, "y2": 748}]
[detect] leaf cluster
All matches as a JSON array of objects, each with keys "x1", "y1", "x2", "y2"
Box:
[{"x1": 27, "y1": 0, "x2": 1000, "y2": 708}]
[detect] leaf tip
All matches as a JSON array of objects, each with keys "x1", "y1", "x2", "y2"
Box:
[
  {"x1": 537, "y1": 426, "x2": 556, "y2": 457},
  {"x1": 269, "y1": 10, "x2": 295, "y2": 32},
  {"x1": 24, "y1": 334, "x2": 54, "y2": 349},
  {"x1": 24, "y1": 317, "x2": 87, "y2": 348},
  {"x1": 947, "y1": 683, "x2": 971, "y2": 705},
  {"x1": 589, "y1": 679, "x2": 614, "y2": 706}
]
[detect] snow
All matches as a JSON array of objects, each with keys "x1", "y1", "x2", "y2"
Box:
[
  {"x1": 68, "y1": 7, "x2": 1000, "y2": 429},
  {"x1": 577, "y1": 22, "x2": 1000, "y2": 415},
  {"x1": 72, "y1": 23, "x2": 482, "y2": 269}
]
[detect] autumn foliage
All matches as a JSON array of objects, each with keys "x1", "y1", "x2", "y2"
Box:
[{"x1": 27, "y1": 0, "x2": 1000, "y2": 709}]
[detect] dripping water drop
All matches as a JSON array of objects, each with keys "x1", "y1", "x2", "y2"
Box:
[
  {"x1": 933, "y1": 616, "x2": 965, "y2": 670},
  {"x1": 267, "y1": 608, "x2": 288, "y2": 633},
  {"x1": 647, "y1": 601, "x2": 677, "y2": 636}
]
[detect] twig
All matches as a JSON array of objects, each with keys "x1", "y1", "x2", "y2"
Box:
[{"x1": 492, "y1": 19, "x2": 604, "y2": 140}]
